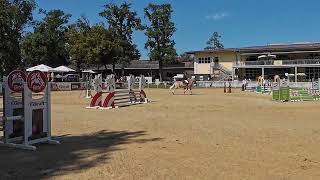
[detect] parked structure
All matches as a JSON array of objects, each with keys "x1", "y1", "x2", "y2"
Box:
[
  {"x1": 187, "y1": 42, "x2": 320, "y2": 82},
  {"x1": 85, "y1": 60, "x2": 194, "y2": 81}
]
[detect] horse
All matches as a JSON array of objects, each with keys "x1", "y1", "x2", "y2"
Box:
[{"x1": 169, "y1": 78, "x2": 195, "y2": 95}]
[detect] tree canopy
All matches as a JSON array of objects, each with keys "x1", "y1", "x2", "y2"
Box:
[
  {"x1": 144, "y1": 3, "x2": 177, "y2": 81},
  {"x1": 21, "y1": 9, "x2": 71, "y2": 67},
  {"x1": 100, "y1": 2, "x2": 143, "y2": 74},
  {"x1": 1, "y1": 1, "x2": 186, "y2": 79},
  {"x1": 84, "y1": 25, "x2": 117, "y2": 72},
  {"x1": 205, "y1": 32, "x2": 224, "y2": 50},
  {"x1": 65, "y1": 16, "x2": 91, "y2": 72},
  {"x1": 0, "y1": 0, "x2": 35, "y2": 76}
]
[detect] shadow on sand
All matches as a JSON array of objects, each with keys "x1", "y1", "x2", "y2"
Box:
[
  {"x1": 170, "y1": 93, "x2": 202, "y2": 96},
  {"x1": 0, "y1": 130, "x2": 162, "y2": 179}
]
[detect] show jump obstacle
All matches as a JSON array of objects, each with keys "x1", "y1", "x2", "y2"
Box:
[
  {"x1": 272, "y1": 76, "x2": 320, "y2": 102},
  {"x1": 0, "y1": 70, "x2": 59, "y2": 150},
  {"x1": 256, "y1": 76, "x2": 272, "y2": 94},
  {"x1": 87, "y1": 74, "x2": 148, "y2": 109}
]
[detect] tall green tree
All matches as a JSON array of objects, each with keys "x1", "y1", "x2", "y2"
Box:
[
  {"x1": 21, "y1": 9, "x2": 71, "y2": 67},
  {"x1": 65, "y1": 16, "x2": 91, "y2": 72},
  {"x1": 85, "y1": 25, "x2": 119, "y2": 73},
  {"x1": 205, "y1": 32, "x2": 224, "y2": 50},
  {"x1": 100, "y1": 2, "x2": 143, "y2": 75},
  {"x1": 144, "y1": 3, "x2": 177, "y2": 81},
  {"x1": 0, "y1": 0, "x2": 35, "y2": 76}
]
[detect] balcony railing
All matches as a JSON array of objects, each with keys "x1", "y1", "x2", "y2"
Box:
[{"x1": 235, "y1": 59, "x2": 320, "y2": 66}]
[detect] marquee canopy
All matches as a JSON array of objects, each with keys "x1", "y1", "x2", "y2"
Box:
[
  {"x1": 26, "y1": 64, "x2": 55, "y2": 72},
  {"x1": 54, "y1": 66, "x2": 76, "y2": 72}
]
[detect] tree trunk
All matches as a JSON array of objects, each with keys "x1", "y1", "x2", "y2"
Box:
[
  {"x1": 159, "y1": 60, "x2": 163, "y2": 82},
  {"x1": 112, "y1": 63, "x2": 116, "y2": 74},
  {"x1": 76, "y1": 63, "x2": 81, "y2": 73},
  {"x1": 104, "y1": 64, "x2": 108, "y2": 76},
  {"x1": 121, "y1": 65, "x2": 125, "y2": 77}
]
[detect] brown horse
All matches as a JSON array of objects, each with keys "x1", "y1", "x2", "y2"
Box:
[{"x1": 170, "y1": 78, "x2": 195, "y2": 95}]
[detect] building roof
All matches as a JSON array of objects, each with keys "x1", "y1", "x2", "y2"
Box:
[
  {"x1": 239, "y1": 42, "x2": 320, "y2": 53},
  {"x1": 186, "y1": 42, "x2": 320, "y2": 54},
  {"x1": 186, "y1": 48, "x2": 239, "y2": 54},
  {"x1": 83, "y1": 60, "x2": 193, "y2": 71}
]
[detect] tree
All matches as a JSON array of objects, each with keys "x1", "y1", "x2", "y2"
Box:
[
  {"x1": 0, "y1": 0, "x2": 35, "y2": 76},
  {"x1": 21, "y1": 9, "x2": 71, "y2": 67},
  {"x1": 144, "y1": 3, "x2": 177, "y2": 81},
  {"x1": 65, "y1": 16, "x2": 91, "y2": 72},
  {"x1": 84, "y1": 25, "x2": 118, "y2": 73},
  {"x1": 100, "y1": 2, "x2": 143, "y2": 75},
  {"x1": 178, "y1": 53, "x2": 193, "y2": 62},
  {"x1": 205, "y1": 32, "x2": 224, "y2": 50}
]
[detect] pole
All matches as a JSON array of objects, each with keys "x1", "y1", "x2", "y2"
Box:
[{"x1": 294, "y1": 66, "x2": 298, "y2": 83}]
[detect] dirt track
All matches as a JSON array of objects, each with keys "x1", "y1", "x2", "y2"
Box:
[{"x1": 1, "y1": 88, "x2": 320, "y2": 180}]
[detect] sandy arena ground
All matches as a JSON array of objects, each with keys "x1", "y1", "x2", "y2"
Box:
[{"x1": 1, "y1": 88, "x2": 320, "y2": 180}]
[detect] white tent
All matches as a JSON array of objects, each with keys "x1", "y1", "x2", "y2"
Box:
[
  {"x1": 258, "y1": 54, "x2": 276, "y2": 59},
  {"x1": 82, "y1": 70, "x2": 96, "y2": 74},
  {"x1": 26, "y1": 64, "x2": 55, "y2": 72},
  {"x1": 54, "y1": 66, "x2": 75, "y2": 72}
]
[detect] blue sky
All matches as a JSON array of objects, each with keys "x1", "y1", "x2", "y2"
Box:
[{"x1": 34, "y1": 0, "x2": 320, "y2": 59}]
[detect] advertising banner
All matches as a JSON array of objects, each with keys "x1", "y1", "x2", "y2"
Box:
[{"x1": 51, "y1": 82, "x2": 72, "y2": 91}]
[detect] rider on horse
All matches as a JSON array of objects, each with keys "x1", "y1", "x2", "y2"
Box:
[{"x1": 183, "y1": 72, "x2": 188, "y2": 85}]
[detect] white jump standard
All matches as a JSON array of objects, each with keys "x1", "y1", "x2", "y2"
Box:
[{"x1": 0, "y1": 70, "x2": 60, "y2": 150}]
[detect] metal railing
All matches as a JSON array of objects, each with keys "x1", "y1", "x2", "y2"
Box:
[
  {"x1": 235, "y1": 59, "x2": 320, "y2": 66},
  {"x1": 143, "y1": 81, "x2": 316, "y2": 89}
]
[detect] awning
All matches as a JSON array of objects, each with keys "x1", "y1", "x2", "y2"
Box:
[
  {"x1": 258, "y1": 54, "x2": 276, "y2": 59},
  {"x1": 82, "y1": 70, "x2": 96, "y2": 74},
  {"x1": 54, "y1": 66, "x2": 76, "y2": 72},
  {"x1": 26, "y1": 64, "x2": 55, "y2": 72}
]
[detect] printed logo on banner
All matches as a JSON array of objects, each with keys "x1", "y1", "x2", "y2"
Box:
[
  {"x1": 280, "y1": 79, "x2": 288, "y2": 87},
  {"x1": 71, "y1": 83, "x2": 80, "y2": 90},
  {"x1": 8, "y1": 70, "x2": 27, "y2": 92},
  {"x1": 50, "y1": 83, "x2": 71, "y2": 91},
  {"x1": 272, "y1": 82, "x2": 280, "y2": 90},
  {"x1": 51, "y1": 83, "x2": 59, "y2": 91},
  {"x1": 27, "y1": 70, "x2": 47, "y2": 93},
  {"x1": 313, "y1": 80, "x2": 319, "y2": 90}
]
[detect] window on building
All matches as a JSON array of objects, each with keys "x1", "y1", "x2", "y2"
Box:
[
  {"x1": 198, "y1": 57, "x2": 211, "y2": 64},
  {"x1": 206, "y1": 57, "x2": 211, "y2": 63},
  {"x1": 306, "y1": 67, "x2": 320, "y2": 80},
  {"x1": 245, "y1": 68, "x2": 262, "y2": 80}
]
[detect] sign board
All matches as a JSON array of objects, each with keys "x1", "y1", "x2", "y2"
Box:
[
  {"x1": 145, "y1": 77, "x2": 152, "y2": 84},
  {"x1": 272, "y1": 82, "x2": 280, "y2": 90},
  {"x1": 51, "y1": 82, "x2": 72, "y2": 91},
  {"x1": 280, "y1": 79, "x2": 288, "y2": 87},
  {"x1": 27, "y1": 70, "x2": 47, "y2": 93},
  {"x1": 71, "y1": 83, "x2": 86, "y2": 90},
  {"x1": 273, "y1": 60, "x2": 283, "y2": 65},
  {"x1": 155, "y1": 79, "x2": 160, "y2": 85},
  {"x1": 312, "y1": 79, "x2": 319, "y2": 90},
  {"x1": 8, "y1": 70, "x2": 26, "y2": 92}
]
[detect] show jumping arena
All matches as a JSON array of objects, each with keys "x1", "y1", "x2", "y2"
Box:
[{"x1": 1, "y1": 88, "x2": 320, "y2": 179}]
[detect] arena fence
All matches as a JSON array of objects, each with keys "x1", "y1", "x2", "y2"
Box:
[{"x1": 0, "y1": 81, "x2": 317, "y2": 91}]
